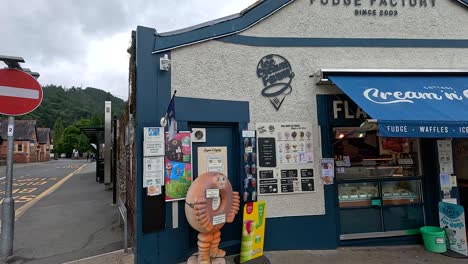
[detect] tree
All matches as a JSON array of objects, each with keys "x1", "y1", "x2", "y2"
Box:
[
  {"x1": 53, "y1": 117, "x2": 64, "y2": 143},
  {"x1": 56, "y1": 118, "x2": 96, "y2": 157},
  {"x1": 90, "y1": 114, "x2": 104, "y2": 127}
]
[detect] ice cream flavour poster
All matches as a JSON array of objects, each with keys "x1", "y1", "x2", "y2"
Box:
[{"x1": 164, "y1": 132, "x2": 193, "y2": 201}]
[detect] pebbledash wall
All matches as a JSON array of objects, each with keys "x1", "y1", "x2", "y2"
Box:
[
  {"x1": 135, "y1": 0, "x2": 468, "y2": 263},
  {"x1": 170, "y1": 0, "x2": 467, "y2": 217}
]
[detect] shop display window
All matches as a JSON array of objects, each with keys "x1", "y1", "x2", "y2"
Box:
[
  {"x1": 382, "y1": 180, "x2": 422, "y2": 205},
  {"x1": 338, "y1": 182, "x2": 379, "y2": 208},
  {"x1": 333, "y1": 129, "x2": 421, "y2": 180}
]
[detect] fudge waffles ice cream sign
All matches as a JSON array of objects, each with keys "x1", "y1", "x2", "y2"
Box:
[
  {"x1": 257, "y1": 54, "x2": 295, "y2": 111},
  {"x1": 329, "y1": 75, "x2": 468, "y2": 138}
]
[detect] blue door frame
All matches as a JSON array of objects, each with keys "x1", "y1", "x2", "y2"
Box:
[{"x1": 188, "y1": 122, "x2": 243, "y2": 255}]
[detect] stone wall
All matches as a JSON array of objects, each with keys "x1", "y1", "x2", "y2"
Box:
[{"x1": 115, "y1": 31, "x2": 137, "y2": 247}]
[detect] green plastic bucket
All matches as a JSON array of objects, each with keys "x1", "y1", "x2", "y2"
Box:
[{"x1": 420, "y1": 226, "x2": 447, "y2": 253}]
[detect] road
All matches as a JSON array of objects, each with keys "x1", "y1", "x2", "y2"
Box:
[
  {"x1": 0, "y1": 159, "x2": 87, "y2": 219},
  {"x1": 0, "y1": 159, "x2": 124, "y2": 264}
]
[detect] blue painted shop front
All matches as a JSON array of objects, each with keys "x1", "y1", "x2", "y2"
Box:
[
  {"x1": 133, "y1": 0, "x2": 468, "y2": 262},
  {"x1": 316, "y1": 94, "x2": 443, "y2": 246},
  {"x1": 134, "y1": 26, "x2": 339, "y2": 264}
]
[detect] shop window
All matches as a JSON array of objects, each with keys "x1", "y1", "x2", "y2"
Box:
[
  {"x1": 333, "y1": 129, "x2": 422, "y2": 180},
  {"x1": 335, "y1": 128, "x2": 426, "y2": 238}
]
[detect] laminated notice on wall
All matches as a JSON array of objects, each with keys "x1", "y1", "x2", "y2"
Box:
[
  {"x1": 144, "y1": 157, "x2": 164, "y2": 187},
  {"x1": 437, "y1": 140, "x2": 454, "y2": 175},
  {"x1": 198, "y1": 147, "x2": 228, "y2": 177},
  {"x1": 256, "y1": 122, "x2": 315, "y2": 195}
]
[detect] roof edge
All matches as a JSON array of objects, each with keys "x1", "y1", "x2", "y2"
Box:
[{"x1": 152, "y1": 0, "x2": 294, "y2": 53}]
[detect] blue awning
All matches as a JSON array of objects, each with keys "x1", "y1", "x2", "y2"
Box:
[{"x1": 328, "y1": 75, "x2": 468, "y2": 138}]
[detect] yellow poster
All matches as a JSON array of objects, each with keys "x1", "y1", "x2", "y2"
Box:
[{"x1": 240, "y1": 201, "x2": 266, "y2": 263}]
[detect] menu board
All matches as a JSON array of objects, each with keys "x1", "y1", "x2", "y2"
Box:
[
  {"x1": 258, "y1": 138, "x2": 276, "y2": 167},
  {"x1": 256, "y1": 122, "x2": 315, "y2": 195}
]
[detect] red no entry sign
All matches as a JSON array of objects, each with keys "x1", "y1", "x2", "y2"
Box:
[{"x1": 0, "y1": 69, "x2": 43, "y2": 116}]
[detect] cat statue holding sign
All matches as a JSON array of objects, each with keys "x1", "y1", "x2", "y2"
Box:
[{"x1": 185, "y1": 172, "x2": 240, "y2": 264}]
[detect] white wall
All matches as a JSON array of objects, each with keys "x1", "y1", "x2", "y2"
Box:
[
  {"x1": 169, "y1": 0, "x2": 468, "y2": 218},
  {"x1": 242, "y1": 0, "x2": 468, "y2": 39}
]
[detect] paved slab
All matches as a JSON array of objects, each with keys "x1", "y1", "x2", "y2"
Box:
[
  {"x1": 176, "y1": 246, "x2": 467, "y2": 264},
  {"x1": 60, "y1": 245, "x2": 468, "y2": 264},
  {"x1": 262, "y1": 246, "x2": 467, "y2": 264},
  {"x1": 4, "y1": 162, "x2": 124, "y2": 264}
]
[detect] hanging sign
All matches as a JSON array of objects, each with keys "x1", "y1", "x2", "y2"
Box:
[
  {"x1": 256, "y1": 122, "x2": 315, "y2": 195},
  {"x1": 240, "y1": 201, "x2": 267, "y2": 263},
  {"x1": 439, "y1": 202, "x2": 468, "y2": 256},
  {"x1": 164, "y1": 131, "x2": 192, "y2": 201}
]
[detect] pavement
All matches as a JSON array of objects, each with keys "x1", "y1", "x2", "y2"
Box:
[
  {"x1": 0, "y1": 159, "x2": 124, "y2": 264},
  {"x1": 64, "y1": 245, "x2": 468, "y2": 264}
]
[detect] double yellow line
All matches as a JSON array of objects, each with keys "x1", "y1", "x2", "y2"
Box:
[{"x1": 13, "y1": 163, "x2": 88, "y2": 221}]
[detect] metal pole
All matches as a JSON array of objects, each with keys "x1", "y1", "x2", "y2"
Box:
[
  {"x1": 112, "y1": 116, "x2": 117, "y2": 204},
  {"x1": 1, "y1": 116, "x2": 15, "y2": 258}
]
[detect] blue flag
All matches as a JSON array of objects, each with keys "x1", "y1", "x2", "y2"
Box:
[{"x1": 166, "y1": 93, "x2": 177, "y2": 140}]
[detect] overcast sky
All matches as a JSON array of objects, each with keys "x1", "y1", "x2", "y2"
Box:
[{"x1": 1, "y1": 0, "x2": 257, "y2": 100}]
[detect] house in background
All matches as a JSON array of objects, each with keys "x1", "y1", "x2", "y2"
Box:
[
  {"x1": 37, "y1": 128, "x2": 51, "y2": 162},
  {"x1": 0, "y1": 120, "x2": 40, "y2": 163}
]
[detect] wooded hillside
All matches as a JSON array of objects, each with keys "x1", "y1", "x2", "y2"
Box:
[{"x1": 18, "y1": 85, "x2": 125, "y2": 128}]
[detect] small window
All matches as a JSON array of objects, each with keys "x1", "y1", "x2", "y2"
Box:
[{"x1": 17, "y1": 144, "x2": 23, "y2": 152}]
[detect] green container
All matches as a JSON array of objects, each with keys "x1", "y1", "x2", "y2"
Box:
[{"x1": 420, "y1": 226, "x2": 447, "y2": 253}]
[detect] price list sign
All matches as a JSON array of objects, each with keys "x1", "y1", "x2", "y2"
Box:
[{"x1": 256, "y1": 122, "x2": 315, "y2": 195}]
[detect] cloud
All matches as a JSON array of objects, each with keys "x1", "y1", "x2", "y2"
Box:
[{"x1": 0, "y1": 0, "x2": 257, "y2": 100}]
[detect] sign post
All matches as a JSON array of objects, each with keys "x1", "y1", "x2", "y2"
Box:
[
  {"x1": 0, "y1": 66, "x2": 42, "y2": 258},
  {"x1": 1, "y1": 116, "x2": 15, "y2": 257}
]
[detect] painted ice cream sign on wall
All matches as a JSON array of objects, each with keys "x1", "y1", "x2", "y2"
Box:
[
  {"x1": 257, "y1": 54, "x2": 295, "y2": 111},
  {"x1": 310, "y1": 0, "x2": 437, "y2": 16}
]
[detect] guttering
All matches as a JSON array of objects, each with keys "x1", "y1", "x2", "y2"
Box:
[{"x1": 313, "y1": 68, "x2": 468, "y2": 85}]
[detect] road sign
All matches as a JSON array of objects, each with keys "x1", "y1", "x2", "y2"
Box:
[{"x1": 0, "y1": 69, "x2": 42, "y2": 116}]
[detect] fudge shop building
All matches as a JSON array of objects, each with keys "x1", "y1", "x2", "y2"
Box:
[{"x1": 131, "y1": 0, "x2": 468, "y2": 263}]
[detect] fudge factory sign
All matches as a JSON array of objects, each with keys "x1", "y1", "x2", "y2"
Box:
[
  {"x1": 310, "y1": 0, "x2": 437, "y2": 17},
  {"x1": 257, "y1": 54, "x2": 295, "y2": 111}
]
